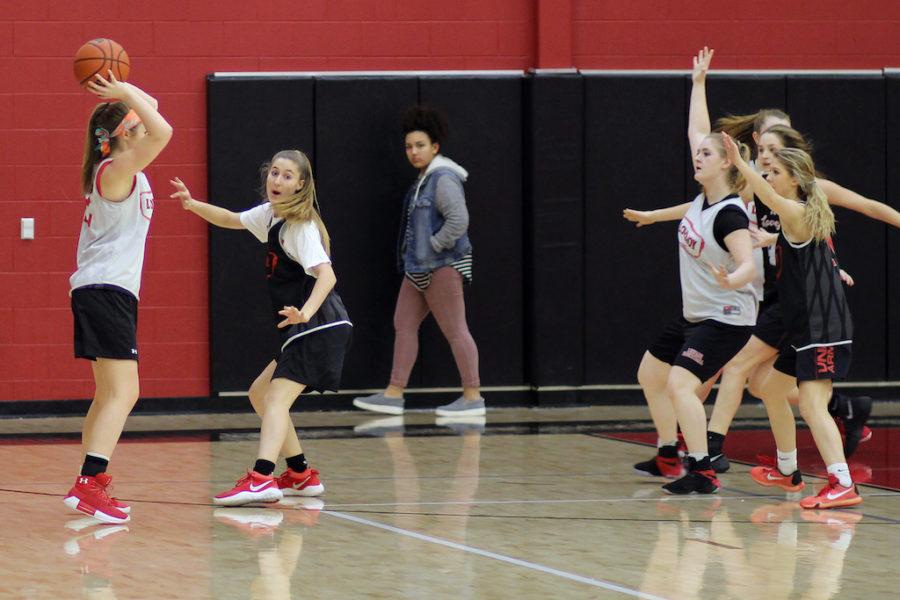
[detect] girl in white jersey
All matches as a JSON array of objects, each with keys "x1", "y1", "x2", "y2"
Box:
[
  {"x1": 170, "y1": 150, "x2": 351, "y2": 506},
  {"x1": 64, "y1": 72, "x2": 173, "y2": 524},
  {"x1": 634, "y1": 124, "x2": 759, "y2": 495}
]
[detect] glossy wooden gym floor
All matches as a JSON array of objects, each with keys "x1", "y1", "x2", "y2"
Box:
[{"x1": 1, "y1": 404, "x2": 899, "y2": 599}]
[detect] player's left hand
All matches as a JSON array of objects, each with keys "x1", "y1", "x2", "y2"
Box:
[
  {"x1": 839, "y1": 269, "x2": 855, "y2": 287},
  {"x1": 277, "y1": 305, "x2": 310, "y2": 328}
]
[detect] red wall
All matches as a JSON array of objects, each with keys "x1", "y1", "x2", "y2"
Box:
[{"x1": 1, "y1": 0, "x2": 897, "y2": 402}]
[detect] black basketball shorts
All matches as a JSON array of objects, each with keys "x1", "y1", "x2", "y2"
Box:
[
  {"x1": 71, "y1": 285, "x2": 139, "y2": 361},
  {"x1": 648, "y1": 317, "x2": 752, "y2": 382}
]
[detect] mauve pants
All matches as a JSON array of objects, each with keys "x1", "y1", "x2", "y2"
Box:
[{"x1": 389, "y1": 266, "x2": 480, "y2": 388}]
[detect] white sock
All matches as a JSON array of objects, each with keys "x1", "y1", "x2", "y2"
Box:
[
  {"x1": 688, "y1": 452, "x2": 708, "y2": 463},
  {"x1": 826, "y1": 462, "x2": 852, "y2": 488},
  {"x1": 776, "y1": 449, "x2": 798, "y2": 475},
  {"x1": 658, "y1": 439, "x2": 678, "y2": 449}
]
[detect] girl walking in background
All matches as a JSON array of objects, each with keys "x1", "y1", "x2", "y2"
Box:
[{"x1": 353, "y1": 106, "x2": 483, "y2": 418}]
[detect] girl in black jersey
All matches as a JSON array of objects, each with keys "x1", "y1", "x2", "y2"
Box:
[
  {"x1": 170, "y1": 150, "x2": 350, "y2": 506},
  {"x1": 724, "y1": 133, "x2": 862, "y2": 510}
]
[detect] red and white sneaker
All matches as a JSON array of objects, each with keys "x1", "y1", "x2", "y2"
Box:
[
  {"x1": 799, "y1": 475, "x2": 862, "y2": 510},
  {"x1": 95, "y1": 473, "x2": 130, "y2": 514},
  {"x1": 749, "y1": 465, "x2": 805, "y2": 492},
  {"x1": 214, "y1": 470, "x2": 283, "y2": 506},
  {"x1": 63, "y1": 475, "x2": 130, "y2": 524},
  {"x1": 275, "y1": 468, "x2": 325, "y2": 497}
]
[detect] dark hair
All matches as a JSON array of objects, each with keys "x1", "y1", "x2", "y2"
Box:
[
  {"x1": 715, "y1": 108, "x2": 790, "y2": 151},
  {"x1": 402, "y1": 105, "x2": 448, "y2": 145},
  {"x1": 81, "y1": 102, "x2": 130, "y2": 195}
]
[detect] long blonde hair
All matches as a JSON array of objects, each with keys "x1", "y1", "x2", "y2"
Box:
[
  {"x1": 704, "y1": 132, "x2": 751, "y2": 193},
  {"x1": 774, "y1": 147, "x2": 834, "y2": 241},
  {"x1": 261, "y1": 150, "x2": 331, "y2": 255}
]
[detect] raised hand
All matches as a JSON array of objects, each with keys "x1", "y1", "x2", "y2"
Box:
[
  {"x1": 721, "y1": 132, "x2": 744, "y2": 167},
  {"x1": 277, "y1": 305, "x2": 310, "y2": 328},
  {"x1": 169, "y1": 177, "x2": 194, "y2": 210},
  {"x1": 85, "y1": 70, "x2": 131, "y2": 101},
  {"x1": 623, "y1": 208, "x2": 655, "y2": 227},
  {"x1": 692, "y1": 47, "x2": 714, "y2": 84}
]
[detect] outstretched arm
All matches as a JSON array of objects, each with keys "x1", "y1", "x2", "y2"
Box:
[
  {"x1": 623, "y1": 202, "x2": 691, "y2": 227},
  {"x1": 818, "y1": 178, "x2": 900, "y2": 229},
  {"x1": 169, "y1": 177, "x2": 244, "y2": 229},
  {"x1": 721, "y1": 133, "x2": 806, "y2": 237},
  {"x1": 688, "y1": 47, "x2": 714, "y2": 157}
]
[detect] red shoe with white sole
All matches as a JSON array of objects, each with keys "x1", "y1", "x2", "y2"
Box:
[
  {"x1": 275, "y1": 468, "x2": 325, "y2": 497},
  {"x1": 63, "y1": 475, "x2": 130, "y2": 524},
  {"x1": 214, "y1": 470, "x2": 283, "y2": 506}
]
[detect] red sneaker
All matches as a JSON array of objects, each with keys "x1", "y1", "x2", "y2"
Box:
[
  {"x1": 835, "y1": 419, "x2": 873, "y2": 443},
  {"x1": 63, "y1": 475, "x2": 130, "y2": 524},
  {"x1": 95, "y1": 473, "x2": 130, "y2": 514},
  {"x1": 799, "y1": 475, "x2": 862, "y2": 510},
  {"x1": 750, "y1": 465, "x2": 805, "y2": 492},
  {"x1": 214, "y1": 471, "x2": 283, "y2": 506},
  {"x1": 275, "y1": 468, "x2": 325, "y2": 497}
]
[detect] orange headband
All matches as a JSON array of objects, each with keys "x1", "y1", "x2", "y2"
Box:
[{"x1": 95, "y1": 110, "x2": 143, "y2": 156}]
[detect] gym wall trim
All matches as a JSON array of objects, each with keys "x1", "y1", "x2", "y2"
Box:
[{"x1": 207, "y1": 70, "x2": 899, "y2": 407}]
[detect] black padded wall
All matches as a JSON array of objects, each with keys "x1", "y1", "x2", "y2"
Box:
[
  {"x1": 583, "y1": 75, "x2": 687, "y2": 385},
  {"x1": 419, "y1": 76, "x2": 525, "y2": 386},
  {"x1": 786, "y1": 75, "x2": 887, "y2": 379},
  {"x1": 526, "y1": 74, "x2": 585, "y2": 390},
  {"x1": 886, "y1": 73, "x2": 900, "y2": 380},
  {"x1": 313, "y1": 77, "x2": 418, "y2": 390},
  {"x1": 207, "y1": 77, "x2": 315, "y2": 393}
]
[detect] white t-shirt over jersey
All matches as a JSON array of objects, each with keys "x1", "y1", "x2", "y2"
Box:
[
  {"x1": 70, "y1": 159, "x2": 154, "y2": 299},
  {"x1": 239, "y1": 202, "x2": 331, "y2": 274},
  {"x1": 677, "y1": 193, "x2": 761, "y2": 326}
]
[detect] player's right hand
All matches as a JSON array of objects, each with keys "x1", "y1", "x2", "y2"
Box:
[
  {"x1": 169, "y1": 177, "x2": 194, "y2": 209},
  {"x1": 623, "y1": 208, "x2": 654, "y2": 227}
]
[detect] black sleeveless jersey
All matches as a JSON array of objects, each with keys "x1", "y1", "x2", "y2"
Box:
[
  {"x1": 775, "y1": 233, "x2": 852, "y2": 349},
  {"x1": 266, "y1": 220, "x2": 350, "y2": 346},
  {"x1": 754, "y1": 195, "x2": 782, "y2": 299}
]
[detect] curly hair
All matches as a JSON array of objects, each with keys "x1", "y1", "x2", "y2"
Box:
[{"x1": 402, "y1": 105, "x2": 448, "y2": 145}]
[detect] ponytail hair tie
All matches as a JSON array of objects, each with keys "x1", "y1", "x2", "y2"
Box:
[{"x1": 94, "y1": 127, "x2": 112, "y2": 156}]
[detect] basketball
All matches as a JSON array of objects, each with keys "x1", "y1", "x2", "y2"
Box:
[{"x1": 73, "y1": 38, "x2": 130, "y2": 86}]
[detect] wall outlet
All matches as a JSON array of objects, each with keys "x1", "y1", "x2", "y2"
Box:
[{"x1": 21, "y1": 218, "x2": 34, "y2": 240}]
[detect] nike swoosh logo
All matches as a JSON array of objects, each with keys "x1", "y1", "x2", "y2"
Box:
[
  {"x1": 766, "y1": 473, "x2": 784, "y2": 481},
  {"x1": 249, "y1": 482, "x2": 272, "y2": 492},
  {"x1": 292, "y1": 478, "x2": 311, "y2": 490},
  {"x1": 825, "y1": 488, "x2": 852, "y2": 501}
]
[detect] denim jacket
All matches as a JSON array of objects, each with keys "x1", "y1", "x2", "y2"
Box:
[{"x1": 397, "y1": 155, "x2": 472, "y2": 273}]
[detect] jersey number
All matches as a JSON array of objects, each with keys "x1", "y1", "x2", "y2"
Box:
[{"x1": 83, "y1": 198, "x2": 93, "y2": 229}]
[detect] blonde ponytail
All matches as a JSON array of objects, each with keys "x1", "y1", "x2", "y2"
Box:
[{"x1": 774, "y1": 147, "x2": 834, "y2": 242}]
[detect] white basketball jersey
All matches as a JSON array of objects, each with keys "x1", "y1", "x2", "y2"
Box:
[
  {"x1": 70, "y1": 159, "x2": 154, "y2": 299},
  {"x1": 677, "y1": 193, "x2": 761, "y2": 326}
]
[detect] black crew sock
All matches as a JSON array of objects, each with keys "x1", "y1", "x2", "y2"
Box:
[
  {"x1": 253, "y1": 459, "x2": 276, "y2": 476},
  {"x1": 707, "y1": 431, "x2": 726, "y2": 456},
  {"x1": 286, "y1": 453, "x2": 308, "y2": 472},
  {"x1": 658, "y1": 445, "x2": 679, "y2": 459},
  {"x1": 81, "y1": 454, "x2": 109, "y2": 478}
]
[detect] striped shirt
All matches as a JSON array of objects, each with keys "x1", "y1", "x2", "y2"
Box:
[{"x1": 404, "y1": 254, "x2": 473, "y2": 291}]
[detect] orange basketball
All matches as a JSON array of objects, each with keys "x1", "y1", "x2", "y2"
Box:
[{"x1": 74, "y1": 38, "x2": 130, "y2": 86}]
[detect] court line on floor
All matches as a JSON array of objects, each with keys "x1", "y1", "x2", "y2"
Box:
[{"x1": 324, "y1": 509, "x2": 669, "y2": 600}]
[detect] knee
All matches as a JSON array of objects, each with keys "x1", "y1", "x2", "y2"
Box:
[{"x1": 797, "y1": 396, "x2": 818, "y2": 421}]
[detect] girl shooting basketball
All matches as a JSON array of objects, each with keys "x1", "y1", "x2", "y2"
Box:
[{"x1": 65, "y1": 71, "x2": 172, "y2": 524}]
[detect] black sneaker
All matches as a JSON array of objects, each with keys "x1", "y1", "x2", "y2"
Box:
[
  {"x1": 662, "y1": 470, "x2": 720, "y2": 495},
  {"x1": 842, "y1": 396, "x2": 872, "y2": 458},
  {"x1": 709, "y1": 453, "x2": 730, "y2": 473},
  {"x1": 634, "y1": 454, "x2": 684, "y2": 478}
]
